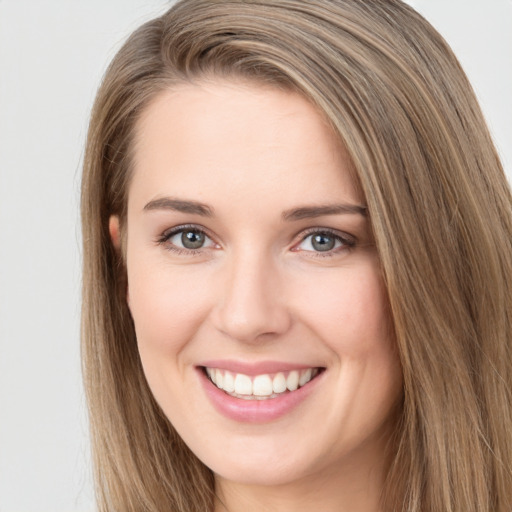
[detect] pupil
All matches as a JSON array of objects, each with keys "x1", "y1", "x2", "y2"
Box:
[
  {"x1": 312, "y1": 233, "x2": 335, "y2": 252},
  {"x1": 181, "y1": 230, "x2": 205, "y2": 249}
]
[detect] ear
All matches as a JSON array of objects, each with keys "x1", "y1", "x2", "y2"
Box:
[{"x1": 109, "y1": 215, "x2": 121, "y2": 250}]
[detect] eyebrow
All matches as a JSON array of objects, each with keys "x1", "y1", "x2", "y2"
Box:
[
  {"x1": 143, "y1": 197, "x2": 367, "y2": 220},
  {"x1": 282, "y1": 203, "x2": 367, "y2": 221},
  {"x1": 143, "y1": 197, "x2": 213, "y2": 216}
]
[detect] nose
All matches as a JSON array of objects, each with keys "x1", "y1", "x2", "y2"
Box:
[{"x1": 211, "y1": 251, "x2": 292, "y2": 343}]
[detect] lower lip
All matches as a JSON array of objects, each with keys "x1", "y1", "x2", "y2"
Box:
[{"x1": 197, "y1": 368, "x2": 323, "y2": 423}]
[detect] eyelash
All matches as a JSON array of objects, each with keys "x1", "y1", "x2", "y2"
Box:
[
  {"x1": 156, "y1": 224, "x2": 216, "y2": 255},
  {"x1": 156, "y1": 225, "x2": 356, "y2": 257},
  {"x1": 292, "y1": 227, "x2": 356, "y2": 257}
]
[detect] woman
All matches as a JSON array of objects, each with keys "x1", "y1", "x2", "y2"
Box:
[{"x1": 81, "y1": 0, "x2": 512, "y2": 510}]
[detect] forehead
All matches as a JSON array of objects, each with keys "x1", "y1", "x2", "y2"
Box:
[{"x1": 128, "y1": 80, "x2": 362, "y2": 214}]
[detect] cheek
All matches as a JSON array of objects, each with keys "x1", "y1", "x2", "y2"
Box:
[
  {"x1": 126, "y1": 256, "x2": 213, "y2": 359},
  {"x1": 126, "y1": 257, "x2": 216, "y2": 417},
  {"x1": 293, "y1": 260, "x2": 392, "y2": 357},
  {"x1": 295, "y1": 262, "x2": 401, "y2": 439}
]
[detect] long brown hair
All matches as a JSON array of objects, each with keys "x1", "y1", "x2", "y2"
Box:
[{"x1": 81, "y1": 1, "x2": 512, "y2": 510}]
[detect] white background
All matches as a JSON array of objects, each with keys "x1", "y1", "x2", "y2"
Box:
[{"x1": 0, "y1": 1, "x2": 510, "y2": 510}]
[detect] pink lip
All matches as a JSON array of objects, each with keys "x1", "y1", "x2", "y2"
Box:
[
  {"x1": 196, "y1": 365, "x2": 324, "y2": 423},
  {"x1": 198, "y1": 359, "x2": 317, "y2": 376}
]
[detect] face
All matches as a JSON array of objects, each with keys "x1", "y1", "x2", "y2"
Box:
[{"x1": 118, "y1": 80, "x2": 402, "y2": 489}]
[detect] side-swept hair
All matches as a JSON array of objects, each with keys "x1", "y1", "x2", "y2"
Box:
[{"x1": 81, "y1": 1, "x2": 512, "y2": 510}]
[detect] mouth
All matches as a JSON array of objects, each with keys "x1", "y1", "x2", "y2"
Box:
[{"x1": 202, "y1": 366, "x2": 324, "y2": 400}]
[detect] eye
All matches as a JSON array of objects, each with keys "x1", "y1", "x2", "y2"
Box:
[
  {"x1": 172, "y1": 229, "x2": 207, "y2": 249},
  {"x1": 294, "y1": 229, "x2": 355, "y2": 254},
  {"x1": 158, "y1": 225, "x2": 217, "y2": 252}
]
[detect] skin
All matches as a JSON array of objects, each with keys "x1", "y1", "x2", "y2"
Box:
[{"x1": 110, "y1": 80, "x2": 403, "y2": 512}]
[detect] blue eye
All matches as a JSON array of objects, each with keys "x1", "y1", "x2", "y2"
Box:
[
  {"x1": 296, "y1": 230, "x2": 354, "y2": 253},
  {"x1": 174, "y1": 229, "x2": 206, "y2": 249},
  {"x1": 159, "y1": 226, "x2": 216, "y2": 252}
]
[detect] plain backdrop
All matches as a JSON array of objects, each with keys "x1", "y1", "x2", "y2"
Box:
[{"x1": 0, "y1": 1, "x2": 510, "y2": 510}]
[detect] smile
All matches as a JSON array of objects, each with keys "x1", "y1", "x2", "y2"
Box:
[{"x1": 204, "y1": 367, "x2": 322, "y2": 400}]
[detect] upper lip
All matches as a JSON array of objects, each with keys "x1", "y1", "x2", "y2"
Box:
[{"x1": 197, "y1": 359, "x2": 324, "y2": 376}]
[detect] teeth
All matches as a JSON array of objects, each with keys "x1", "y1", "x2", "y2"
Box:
[
  {"x1": 253, "y1": 375, "x2": 273, "y2": 396},
  {"x1": 299, "y1": 368, "x2": 312, "y2": 387},
  {"x1": 223, "y1": 370, "x2": 235, "y2": 392},
  {"x1": 286, "y1": 370, "x2": 299, "y2": 391},
  {"x1": 215, "y1": 369, "x2": 224, "y2": 389},
  {"x1": 234, "y1": 373, "x2": 252, "y2": 395},
  {"x1": 272, "y1": 372, "x2": 287, "y2": 394},
  {"x1": 206, "y1": 367, "x2": 320, "y2": 398}
]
